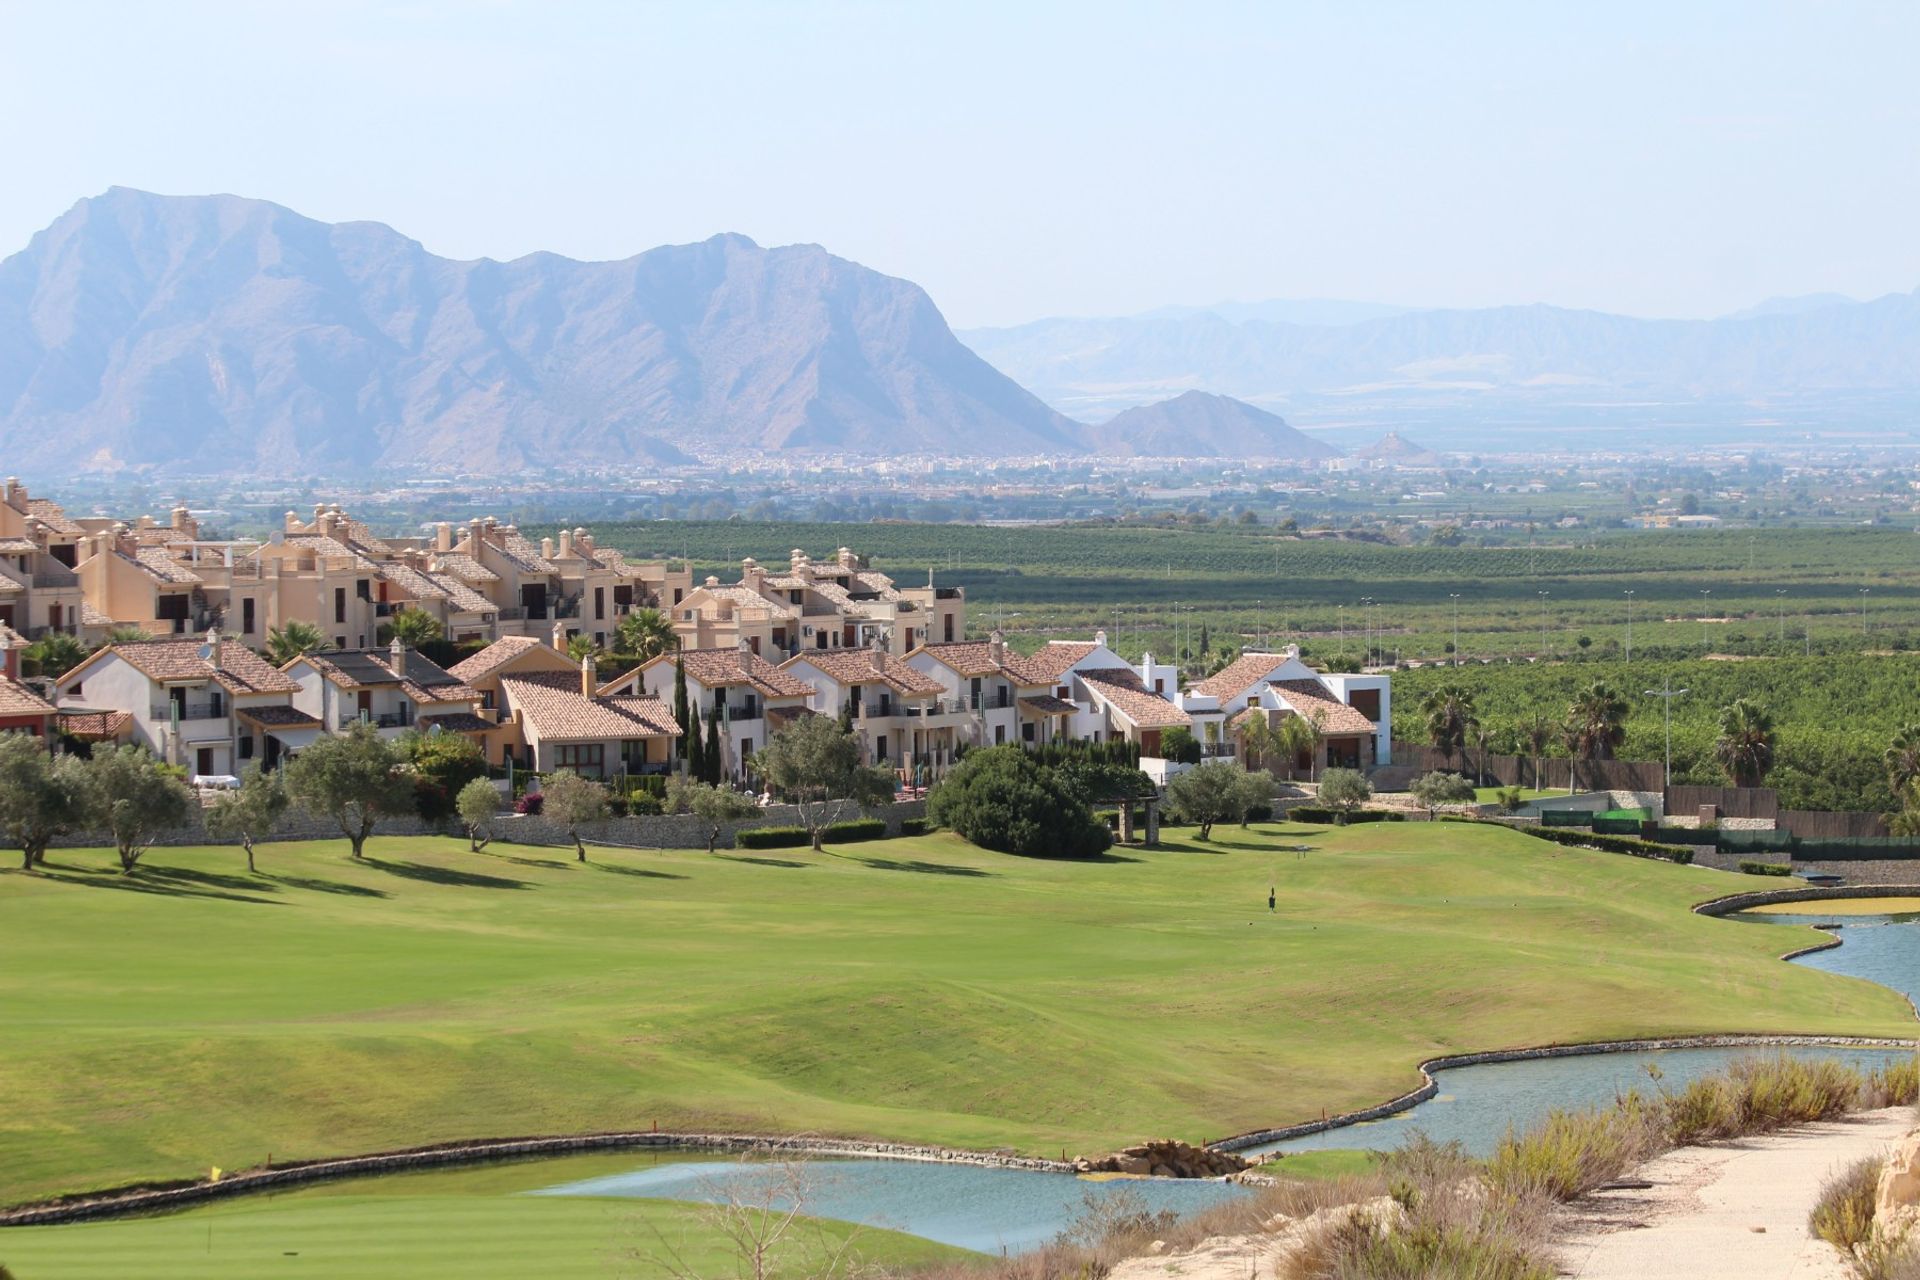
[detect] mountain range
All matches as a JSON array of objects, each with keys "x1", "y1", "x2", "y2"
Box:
[
  {"x1": 959, "y1": 291, "x2": 1920, "y2": 428},
  {"x1": 0, "y1": 189, "x2": 1088, "y2": 474}
]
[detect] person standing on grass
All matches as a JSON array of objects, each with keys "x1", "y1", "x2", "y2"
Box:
[{"x1": 1268, "y1": 887, "x2": 1276, "y2": 912}]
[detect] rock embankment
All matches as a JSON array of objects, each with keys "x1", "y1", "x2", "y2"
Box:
[
  {"x1": 1078, "y1": 1140, "x2": 1251, "y2": 1179},
  {"x1": 1877, "y1": 1127, "x2": 1920, "y2": 1240}
]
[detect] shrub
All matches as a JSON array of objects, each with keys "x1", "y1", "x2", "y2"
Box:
[
  {"x1": 1488, "y1": 1098, "x2": 1662, "y2": 1203},
  {"x1": 625, "y1": 791, "x2": 664, "y2": 816},
  {"x1": 1738, "y1": 859, "x2": 1793, "y2": 877},
  {"x1": 1808, "y1": 1155, "x2": 1883, "y2": 1253},
  {"x1": 898, "y1": 817, "x2": 931, "y2": 836},
  {"x1": 826, "y1": 817, "x2": 886, "y2": 843},
  {"x1": 1245, "y1": 802, "x2": 1273, "y2": 823},
  {"x1": 515, "y1": 792, "x2": 543, "y2": 816},
  {"x1": 928, "y1": 746, "x2": 1112, "y2": 859},
  {"x1": 1288, "y1": 806, "x2": 1406, "y2": 824},
  {"x1": 736, "y1": 825, "x2": 808, "y2": 849},
  {"x1": 1447, "y1": 817, "x2": 1694, "y2": 863}
]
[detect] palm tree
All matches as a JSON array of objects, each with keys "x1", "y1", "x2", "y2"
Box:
[
  {"x1": 1518, "y1": 711, "x2": 1556, "y2": 791},
  {"x1": 616, "y1": 607, "x2": 676, "y2": 661},
  {"x1": 1236, "y1": 711, "x2": 1279, "y2": 773},
  {"x1": 263, "y1": 620, "x2": 328, "y2": 665},
  {"x1": 1471, "y1": 724, "x2": 1496, "y2": 787},
  {"x1": 24, "y1": 632, "x2": 88, "y2": 679},
  {"x1": 1563, "y1": 682, "x2": 1629, "y2": 792},
  {"x1": 1275, "y1": 710, "x2": 1325, "y2": 781},
  {"x1": 1884, "y1": 725, "x2": 1920, "y2": 805},
  {"x1": 1714, "y1": 698, "x2": 1776, "y2": 789},
  {"x1": 1420, "y1": 685, "x2": 1478, "y2": 772},
  {"x1": 565, "y1": 633, "x2": 601, "y2": 664},
  {"x1": 104, "y1": 624, "x2": 153, "y2": 646}
]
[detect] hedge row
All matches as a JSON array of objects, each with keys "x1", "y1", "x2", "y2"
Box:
[
  {"x1": 735, "y1": 818, "x2": 889, "y2": 849},
  {"x1": 1286, "y1": 807, "x2": 1407, "y2": 824},
  {"x1": 1739, "y1": 860, "x2": 1794, "y2": 877},
  {"x1": 1442, "y1": 816, "x2": 1694, "y2": 864}
]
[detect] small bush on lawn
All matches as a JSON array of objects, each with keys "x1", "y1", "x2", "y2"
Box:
[
  {"x1": 928, "y1": 745, "x2": 1112, "y2": 859},
  {"x1": 1738, "y1": 860, "x2": 1793, "y2": 876},
  {"x1": 1287, "y1": 806, "x2": 1406, "y2": 824},
  {"x1": 898, "y1": 817, "x2": 932, "y2": 836},
  {"x1": 1245, "y1": 802, "x2": 1273, "y2": 822},
  {"x1": 1808, "y1": 1155, "x2": 1882, "y2": 1254},
  {"x1": 515, "y1": 792, "x2": 543, "y2": 816}
]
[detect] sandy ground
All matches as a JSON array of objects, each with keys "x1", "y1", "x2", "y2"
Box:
[{"x1": 1557, "y1": 1107, "x2": 1916, "y2": 1279}]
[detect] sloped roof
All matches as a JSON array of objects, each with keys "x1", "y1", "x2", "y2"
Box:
[
  {"x1": 495, "y1": 533, "x2": 558, "y2": 574},
  {"x1": 1017, "y1": 694, "x2": 1077, "y2": 715},
  {"x1": 686, "y1": 583, "x2": 797, "y2": 619},
  {"x1": 299, "y1": 649, "x2": 477, "y2": 703},
  {"x1": 23, "y1": 499, "x2": 82, "y2": 535},
  {"x1": 911, "y1": 641, "x2": 1049, "y2": 686},
  {"x1": 784, "y1": 648, "x2": 942, "y2": 696},
  {"x1": 380, "y1": 561, "x2": 449, "y2": 603},
  {"x1": 431, "y1": 551, "x2": 500, "y2": 584},
  {"x1": 1076, "y1": 668, "x2": 1191, "y2": 729},
  {"x1": 87, "y1": 637, "x2": 298, "y2": 696},
  {"x1": 283, "y1": 534, "x2": 384, "y2": 572},
  {"x1": 0, "y1": 622, "x2": 26, "y2": 649},
  {"x1": 1191, "y1": 652, "x2": 1294, "y2": 702},
  {"x1": 237, "y1": 705, "x2": 323, "y2": 729},
  {"x1": 668, "y1": 647, "x2": 814, "y2": 699},
  {"x1": 1021, "y1": 641, "x2": 1101, "y2": 681},
  {"x1": 416, "y1": 711, "x2": 494, "y2": 734},
  {"x1": 0, "y1": 677, "x2": 55, "y2": 718},
  {"x1": 1270, "y1": 679, "x2": 1377, "y2": 736},
  {"x1": 128, "y1": 547, "x2": 202, "y2": 585},
  {"x1": 449, "y1": 636, "x2": 570, "y2": 684},
  {"x1": 56, "y1": 710, "x2": 130, "y2": 740},
  {"x1": 500, "y1": 671, "x2": 681, "y2": 741}
]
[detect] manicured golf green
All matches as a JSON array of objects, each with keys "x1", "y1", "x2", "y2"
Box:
[
  {"x1": 0, "y1": 1154, "x2": 966, "y2": 1279},
  {"x1": 2, "y1": 822, "x2": 1909, "y2": 1217}
]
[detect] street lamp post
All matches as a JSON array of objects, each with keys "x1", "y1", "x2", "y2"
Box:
[
  {"x1": 1644, "y1": 678, "x2": 1690, "y2": 792},
  {"x1": 1699, "y1": 589, "x2": 1711, "y2": 650},
  {"x1": 1860, "y1": 587, "x2": 1870, "y2": 635},
  {"x1": 1537, "y1": 590, "x2": 1549, "y2": 660},
  {"x1": 1775, "y1": 589, "x2": 1786, "y2": 648},
  {"x1": 1623, "y1": 589, "x2": 1635, "y2": 663},
  {"x1": 1449, "y1": 593, "x2": 1460, "y2": 666}
]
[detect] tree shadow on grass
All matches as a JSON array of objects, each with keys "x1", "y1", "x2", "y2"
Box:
[
  {"x1": 716, "y1": 854, "x2": 810, "y2": 869},
  {"x1": 481, "y1": 850, "x2": 577, "y2": 870},
  {"x1": 848, "y1": 856, "x2": 994, "y2": 877},
  {"x1": 268, "y1": 874, "x2": 391, "y2": 898},
  {"x1": 589, "y1": 862, "x2": 689, "y2": 880},
  {"x1": 35, "y1": 867, "x2": 282, "y2": 906},
  {"x1": 362, "y1": 857, "x2": 530, "y2": 890},
  {"x1": 140, "y1": 864, "x2": 276, "y2": 893}
]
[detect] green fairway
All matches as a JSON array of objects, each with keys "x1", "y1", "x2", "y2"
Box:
[
  {"x1": 0, "y1": 1154, "x2": 966, "y2": 1279},
  {"x1": 1, "y1": 824, "x2": 1911, "y2": 1213}
]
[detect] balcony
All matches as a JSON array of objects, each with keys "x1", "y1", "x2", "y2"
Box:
[
  {"x1": 152, "y1": 702, "x2": 226, "y2": 722},
  {"x1": 724, "y1": 703, "x2": 763, "y2": 721}
]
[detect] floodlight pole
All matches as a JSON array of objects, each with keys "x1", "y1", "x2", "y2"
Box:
[
  {"x1": 1644, "y1": 678, "x2": 1690, "y2": 791},
  {"x1": 1537, "y1": 590, "x2": 1549, "y2": 660},
  {"x1": 1623, "y1": 589, "x2": 1635, "y2": 663},
  {"x1": 1449, "y1": 593, "x2": 1460, "y2": 666}
]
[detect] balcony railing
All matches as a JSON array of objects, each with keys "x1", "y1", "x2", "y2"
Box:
[
  {"x1": 152, "y1": 702, "x2": 225, "y2": 721},
  {"x1": 337, "y1": 711, "x2": 410, "y2": 730},
  {"x1": 724, "y1": 703, "x2": 763, "y2": 721}
]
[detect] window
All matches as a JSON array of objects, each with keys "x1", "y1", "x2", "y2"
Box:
[
  {"x1": 1348, "y1": 688, "x2": 1382, "y2": 719},
  {"x1": 157, "y1": 594, "x2": 190, "y2": 621},
  {"x1": 994, "y1": 725, "x2": 1006, "y2": 745},
  {"x1": 68, "y1": 680, "x2": 82, "y2": 698},
  {"x1": 594, "y1": 586, "x2": 605, "y2": 620},
  {"x1": 614, "y1": 584, "x2": 633, "y2": 607},
  {"x1": 556, "y1": 744, "x2": 604, "y2": 772},
  {"x1": 241, "y1": 598, "x2": 256, "y2": 634},
  {"x1": 356, "y1": 579, "x2": 371, "y2": 602},
  {"x1": 875, "y1": 734, "x2": 889, "y2": 762},
  {"x1": 239, "y1": 735, "x2": 254, "y2": 760},
  {"x1": 335, "y1": 636, "x2": 346, "y2": 649},
  {"x1": 672, "y1": 588, "x2": 683, "y2": 605},
  {"x1": 943, "y1": 615, "x2": 954, "y2": 642},
  {"x1": 196, "y1": 747, "x2": 215, "y2": 776},
  {"x1": 334, "y1": 587, "x2": 346, "y2": 623}
]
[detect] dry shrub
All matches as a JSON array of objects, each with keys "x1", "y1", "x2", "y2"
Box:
[
  {"x1": 1809, "y1": 1155, "x2": 1883, "y2": 1254},
  {"x1": 1486, "y1": 1099, "x2": 1662, "y2": 1203},
  {"x1": 1863, "y1": 1056, "x2": 1920, "y2": 1110}
]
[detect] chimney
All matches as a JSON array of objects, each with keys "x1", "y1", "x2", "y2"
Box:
[
  {"x1": 790, "y1": 548, "x2": 807, "y2": 570},
  {"x1": 541, "y1": 536, "x2": 555, "y2": 560},
  {"x1": 838, "y1": 546, "x2": 858, "y2": 570},
  {"x1": 434, "y1": 522, "x2": 453, "y2": 553},
  {"x1": 388, "y1": 637, "x2": 407, "y2": 680},
  {"x1": 551, "y1": 619, "x2": 567, "y2": 650},
  {"x1": 742, "y1": 557, "x2": 763, "y2": 588},
  {"x1": 579, "y1": 531, "x2": 594, "y2": 554},
  {"x1": 313, "y1": 502, "x2": 327, "y2": 528},
  {"x1": 581, "y1": 653, "x2": 597, "y2": 698},
  {"x1": 557, "y1": 528, "x2": 577, "y2": 559},
  {"x1": 1095, "y1": 629, "x2": 1108, "y2": 648},
  {"x1": 738, "y1": 637, "x2": 755, "y2": 677},
  {"x1": 2, "y1": 477, "x2": 20, "y2": 508},
  {"x1": 284, "y1": 510, "x2": 299, "y2": 532},
  {"x1": 987, "y1": 629, "x2": 1006, "y2": 666},
  {"x1": 171, "y1": 505, "x2": 191, "y2": 532},
  {"x1": 869, "y1": 647, "x2": 885, "y2": 675},
  {"x1": 205, "y1": 627, "x2": 222, "y2": 671}
]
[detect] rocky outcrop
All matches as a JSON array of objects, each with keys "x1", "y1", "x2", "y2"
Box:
[
  {"x1": 1078, "y1": 1140, "x2": 1251, "y2": 1179},
  {"x1": 1877, "y1": 1129, "x2": 1920, "y2": 1240}
]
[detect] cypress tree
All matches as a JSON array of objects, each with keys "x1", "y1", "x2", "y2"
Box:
[
  {"x1": 672, "y1": 643, "x2": 692, "y2": 768},
  {"x1": 705, "y1": 705, "x2": 725, "y2": 784},
  {"x1": 688, "y1": 703, "x2": 704, "y2": 779}
]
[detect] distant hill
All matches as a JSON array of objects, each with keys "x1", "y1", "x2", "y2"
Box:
[
  {"x1": 0, "y1": 189, "x2": 1082, "y2": 474},
  {"x1": 958, "y1": 291, "x2": 1920, "y2": 430},
  {"x1": 1084, "y1": 391, "x2": 1338, "y2": 460},
  {"x1": 1355, "y1": 430, "x2": 1441, "y2": 465}
]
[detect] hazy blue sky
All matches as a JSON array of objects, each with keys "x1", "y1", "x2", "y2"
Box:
[{"x1": 3, "y1": 1, "x2": 1916, "y2": 327}]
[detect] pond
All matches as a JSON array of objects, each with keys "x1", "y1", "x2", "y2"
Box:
[
  {"x1": 533, "y1": 1155, "x2": 1249, "y2": 1254},
  {"x1": 1726, "y1": 901, "x2": 1920, "y2": 1007}
]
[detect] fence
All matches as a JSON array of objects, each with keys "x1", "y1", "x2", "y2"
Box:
[
  {"x1": 1778, "y1": 809, "x2": 1890, "y2": 840},
  {"x1": 1666, "y1": 785, "x2": 1779, "y2": 821},
  {"x1": 1390, "y1": 743, "x2": 1663, "y2": 793}
]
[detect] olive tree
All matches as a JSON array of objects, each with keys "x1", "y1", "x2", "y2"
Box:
[
  {"x1": 756, "y1": 715, "x2": 895, "y2": 852},
  {"x1": 83, "y1": 744, "x2": 197, "y2": 873},
  {"x1": 1164, "y1": 763, "x2": 1272, "y2": 840},
  {"x1": 1408, "y1": 770, "x2": 1477, "y2": 819},
  {"x1": 675, "y1": 780, "x2": 762, "y2": 853},
  {"x1": 0, "y1": 733, "x2": 90, "y2": 869},
  {"x1": 205, "y1": 763, "x2": 291, "y2": 872},
  {"x1": 1317, "y1": 767, "x2": 1373, "y2": 821},
  {"x1": 284, "y1": 723, "x2": 413, "y2": 859},
  {"x1": 455, "y1": 777, "x2": 502, "y2": 851},
  {"x1": 541, "y1": 769, "x2": 608, "y2": 861}
]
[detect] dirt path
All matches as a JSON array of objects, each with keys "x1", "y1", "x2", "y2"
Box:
[{"x1": 1556, "y1": 1108, "x2": 1915, "y2": 1279}]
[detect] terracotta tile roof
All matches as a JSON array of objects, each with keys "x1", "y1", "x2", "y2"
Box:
[
  {"x1": 912, "y1": 641, "x2": 1049, "y2": 685},
  {"x1": 500, "y1": 671, "x2": 681, "y2": 740},
  {"x1": 1017, "y1": 694, "x2": 1078, "y2": 715},
  {"x1": 0, "y1": 677, "x2": 55, "y2": 718},
  {"x1": 0, "y1": 537, "x2": 37, "y2": 553},
  {"x1": 23, "y1": 499, "x2": 81, "y2": 535},
  {"x1": 431, "y1": 551, "x2": 500, "y2": 584},
  {"x1": 1270, "y1": 679, "x2": 1377, "y2": 736},
  {"x1": 589, "y1": 547, "x2": 637, "y2": 575},
  {"x1": 129, "y1": 547, "x2": 202, "y2": 585},
  {"x1": 0, "y1": 622, "x2": 26, "y2": 649},
  {"x1": 417, "y1": 711, "x2": 495, "y2": 734},
  {"x1": 785, "y1": 649, "x2": 943, "y2": 697},
  {"x1": 496, "y1": 533, "x2": 558, "y2": 574},
  {"x1": 299, "y1": 650, "x2": 477, "y2": 703},
  {"x1": 237, "y1": 705, "x2": 323, "y2": 729},
  {"x1": 56, "y1": 710, "x2": 130, "y2": 740},
  {"x1": 101, "y1": 637, "x2": 299, "y2": 696},
  {"x1": 380, "y1": 562, "x2": 449, "y2": 603},
  {"x1": 688, "y1": 584, "x2": 797, "y2": 619},
  {"x1": 80, "y1": 602, "x2": 112, "y2": 627},
  {"x1": 1076, "y1": 668, "x2": 1191, "y2": 729},
  {"x1": 448, "y1": 636, "x2": 559, "y2": 683},
  {"x1": 1191, "y1": 653, "x2": 1293, "y2": 702},
  {"x1": 1021, "y1": 641, "x2": 1100, "y2": 680},
  {"x1": 284, "y1": 534, "x2": 382, "y2": 569},
  {"x1": 669, "y1": 647, "x2": 814, "y2": 699},
  {"x1": 0, "y1": 565, "x2": 23, "y2": 593}
]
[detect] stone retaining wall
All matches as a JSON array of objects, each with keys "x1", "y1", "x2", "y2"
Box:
[
  {"x1": 0, "y1": 1127, "x2": 1069, "y2": 1228},
  {"x1": 1690, "y1": 883, "x2": 1920, "y2": 917},
  {"x1": 1206, "y1": 1033, "x2": 1919, "y2": 1154}
]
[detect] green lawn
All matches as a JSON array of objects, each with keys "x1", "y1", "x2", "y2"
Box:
[
  {"x1": 0, "y1": 1154, "x2": 964, "y2": 1279},
  {"x1": 2, "y1": 823, "x2": 1910, "y2": 1215}
]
